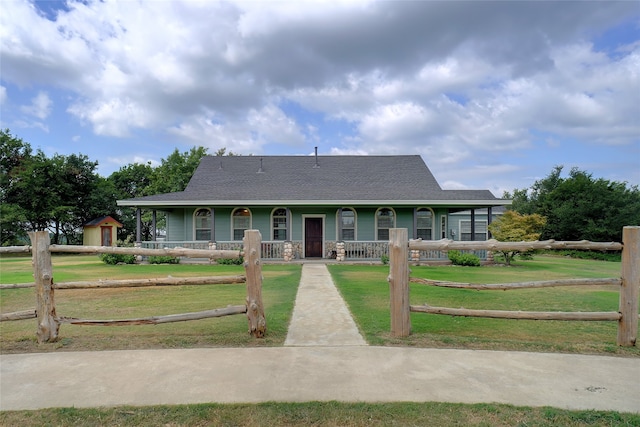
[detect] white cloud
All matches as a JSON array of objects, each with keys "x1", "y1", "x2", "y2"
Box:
[
  {"x1": 0, "y1": 86, "x2": 6, "y2": 105},
  {"x1": 20, "y1": 91, "x2": 52, "y2": 120}
]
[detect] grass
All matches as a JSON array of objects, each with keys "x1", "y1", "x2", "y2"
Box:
[
  {"x1": 1, "y1": 401, "x2": 639, "y2": 427},
  {"x1": 329, "y1": 256, "x2": 640, "y2": 357},
  {"x1": 2, "y1": 255, "x2": 639, "y2": 424},
  {"x1": 0, "y1": 255, "x2": 301, "y2": 353}
]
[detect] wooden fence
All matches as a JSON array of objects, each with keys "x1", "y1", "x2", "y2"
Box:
[
  {"x1": 0, "y1": 230, "x2": 266, "y2": 343},
  {"x1": 388, "y1": 226, "x2": 640, "y2": 347}
]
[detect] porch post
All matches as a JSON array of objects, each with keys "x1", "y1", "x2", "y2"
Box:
[
  {"x1": 286, "y1": 208, "x2": 291, "y2": 241},
  {"x1": 412, "y1": 208, "x2": 418, "y2": 239},
  {"x1": 136, "y1": 208, "x2": 141, "y2": 243},
  {"x1": 487, "y1": 207, "x2": 493, "y2": 239},
  {"x1": 152, "y1": 210, "x2": 157, "y2": 241},
  {"x1": 470, "y1": 208, "x2": 476, "y2": 241},
  {"x1": 337, "y1": 208, "x2": 343, "y2": 241},
  {"x1": 210, "y1": 208, "x2": 215, "y2": 242}
]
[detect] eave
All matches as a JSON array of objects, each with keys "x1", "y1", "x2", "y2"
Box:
[{"x1": 117, "y1": 199, "x2": 512, "y2": 208}]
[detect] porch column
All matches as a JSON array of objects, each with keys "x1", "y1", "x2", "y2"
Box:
[
  {"x1": 152, "y1": 210, "x2": 157, "y2": 241},
  {"x1": 136, "y1": 208, "x2": 141, "y2": 243},
  {"x1": 210, "y1": 208, "x2": 215, "y2": 242},
  {"x1": 470, "y1": 208, "x2": 476, "y2": 241},
  {"x1": 412, "y1": 208, "x2": 418, "y2": 239},
  {"x1": 487, "y1": 207, "x2": 493, "y2": 239},
  {"x1": 286, "y1": 208, "x2": 291, "y2": 241},
  {"x1": 337, "y1": 208, "x2": 343, "y2": 241}
]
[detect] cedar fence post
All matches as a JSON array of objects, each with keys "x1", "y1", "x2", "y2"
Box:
[
  {"x1": 389, "y1": 228, "x2": 411, "y2": 337},
  {"x1": 28, "y1": 231, "x2": 60, "y2": 343},
  {"x1": 618, "y1": 226, "x2": 639, "y2": 347},
  {"x1": 244, "y1": 229, "x2": 266, "y2": 338}
]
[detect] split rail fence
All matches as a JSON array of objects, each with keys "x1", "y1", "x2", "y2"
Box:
[
  {"x1": 0, "y1": 230, "x2": 266, "y2": 343},
  {"x1": 388, "y1": 226, "x2": 640, "y2": 347}
]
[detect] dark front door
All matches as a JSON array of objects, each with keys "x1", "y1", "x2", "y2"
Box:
[{"x1": 305, "y1": 218, "x2": 323, "y2": 258}]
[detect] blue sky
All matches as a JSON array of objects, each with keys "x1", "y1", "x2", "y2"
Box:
[{"x1": 1, "y1": 0, "x2": 639, "y2": 197}]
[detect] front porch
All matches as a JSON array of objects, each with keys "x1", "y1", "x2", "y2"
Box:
[{"x1": 139, "y1": 240, "x2": 488, "y2": 262}]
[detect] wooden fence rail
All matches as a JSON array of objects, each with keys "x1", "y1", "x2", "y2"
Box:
[
  {"x1": 0, "y1": 230, "x2": 266, "y2": 343},
  {"x1": 389, "y1": 226, "x2": 640, "y2": 347}
]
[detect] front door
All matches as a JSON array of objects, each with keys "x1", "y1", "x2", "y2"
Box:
[
  {"x1": 305, "y1": 218, "x2": 323, "y2": 258},
  {"x1": 101, "y1": 226, "x2": 112, "y2": 246}
]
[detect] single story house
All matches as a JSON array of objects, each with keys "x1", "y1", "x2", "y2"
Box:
[
  {"x1": 83, "y1": 215, "x2": 123, "y2": 247},
  {"x1": 117, "y1": 154, "x2": 510, "y2": 261}
]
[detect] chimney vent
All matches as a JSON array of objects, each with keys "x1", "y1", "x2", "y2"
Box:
[
  {"x1": 257, "y1": 157, "x2": 264, "y2": 173},
  {"x1": 313, "y1": 147, "x2": 320, "y2": 168}
]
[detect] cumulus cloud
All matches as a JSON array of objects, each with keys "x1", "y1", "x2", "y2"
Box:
[
  {"x1": 0, "y1": 0, "x2": 638, "y2": 188},
  {"x1": 20, "y1": 91, "x2": 52, "y2": 120}
]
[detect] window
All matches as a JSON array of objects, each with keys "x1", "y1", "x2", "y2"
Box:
[
  {"x1": 376, "y1": 208, "x2": 395, "y2": 240},
  {"x1": 272, "y1": 208, "x2": 288, "y2": 241},
  {"x1": 460, "y1": 220, "x2": 487, "y2": 241},
  {"x1": 232, "y1": 208, "x2": 251, "y2": 240},
  {"x1": 416, "y1": 208, "x2": 433, "y2": 240},
  {"x1": 194, "y1": 208, "x2": 211, "y2": 241},
  {"x1": 340, "y1": 208, "x2": 356, "y2": 241}
]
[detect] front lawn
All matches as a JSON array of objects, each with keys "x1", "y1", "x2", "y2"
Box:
[
  {"x1": 329, "y1": 256, "x2": 640, "y2": 356},
  {"x1": 0, "y1": 255, "x2": 301, "y2": 353}
]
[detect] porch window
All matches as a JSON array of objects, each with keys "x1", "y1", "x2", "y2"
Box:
[
  {"x1": 376, "y1": 208, "x2": 395, "y2": 240},
  {"x1": 272, "y1": 208, "x2": 288, "y2": 241},
  {"x1": 416, "y1": 208, "x2": 433, "y2": 240},
  {"x1": 194, "y1": 208, "x2": 211, "y2": 241},
  {"x1": 460, "y1": 220, "x2": 487, "y2": 241},
  {"x1": 232, "y1": 208, "x2": 251, "y2": 240},
  {"x1": 340, "y1": 208, "x2": 356, "y2": 241}
]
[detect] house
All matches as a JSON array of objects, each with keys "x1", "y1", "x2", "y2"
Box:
[
  {"x1": 117, "y1": 155, "x2": 510, "y2": 261},
  {"x1": 83, "y1": 215, "x2": 123, "y2": 247}
]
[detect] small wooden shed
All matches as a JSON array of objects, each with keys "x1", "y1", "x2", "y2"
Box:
[{"x1": 83, "y1": 216, "x2": 123, "y2": 246}]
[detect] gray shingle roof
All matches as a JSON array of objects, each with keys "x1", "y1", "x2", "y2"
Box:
[{"x1": 118, "y1": 155, "x2": 508, "y2": 207}]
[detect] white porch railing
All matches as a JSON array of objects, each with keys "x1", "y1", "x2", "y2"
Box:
[{"x1": 140, "y1": 240, "x2": 487, "y2": 261}]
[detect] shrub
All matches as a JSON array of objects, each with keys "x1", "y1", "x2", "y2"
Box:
[
  {"x1": 147, "y1": 256, "x2": 180, "y2": 264},
  {"x1": 380, "y1": 254, "x2": 389, "y2": 265},
  {"x1": 99, "y1": 253, "x2": 136, "y2": 265},
  {"x1": 217, "y1": 255, "x2": 244, "y2": 265},
  {"x1": 448, "y1": 250, "x2": 480, "y2": 267}
]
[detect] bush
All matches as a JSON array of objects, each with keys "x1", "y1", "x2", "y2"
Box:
[
  {"x1": 448, "y1": 250, "x2": 480, "y2": 267},
  {"x1": 541, "y1": 249, "x2": 621, "y2": 262},
  {"x1": 147, "y1": 256, "x2": 180, "y2": 264},
  {"x1": 380, "y1": 254, "x2": 389, "y2": 265},
  {"x1": 217, "y1": 255, "x2": 244, "y2": 265},
  {"x1": 99, "y1": 253, "x2": 136, "y2": 265}
]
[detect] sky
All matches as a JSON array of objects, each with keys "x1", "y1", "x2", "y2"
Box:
[{"x1": 1, "y1": 0, "x2": 639, "y2": 197}]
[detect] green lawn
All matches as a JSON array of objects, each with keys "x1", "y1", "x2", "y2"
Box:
[
  {"x1": 0, "y1": 255, "x2": 301, "y2": 353},
  {"x1": 329, "y1": 256, "x2": 640, "y2": 356},
  {"x1": 1, "y1": 401, "x2": 639, "y2": 427}
]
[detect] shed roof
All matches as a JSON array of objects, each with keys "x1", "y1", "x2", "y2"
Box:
[
  {"x1": 84, "y1": 215, "x2": 123, "y2": 228},
  {"x1": 117, "y1": 155, "x2": 509, "y2": 207}
]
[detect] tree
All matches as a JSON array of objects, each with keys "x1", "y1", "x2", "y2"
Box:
[
  {"x1": 505, "y1": 166, "x2": 640, "y2": 242},
  {"x1": 108, "y1": 163, "x2": 155, "y2": 241},
  {"x1": 1, "y1": 129, "x2": 33, "y2": 245},
  {"x1": 149, "y1": 146, "x2": 208, "y2": 194},
  {"x1": 488, "y1": 211, "x2": 546, "y2": 265}
]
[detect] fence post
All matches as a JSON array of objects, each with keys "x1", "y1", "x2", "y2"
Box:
[
  {"x1": 618, "y1": 226, "x2": 639, "y2": 347},
  {"x1": 389, "y1": 228, "x2": 411, "y2": 337},
  {"x1": 244, "y1": 229, "x2": 266, "y2": 338},
  {"x1": 28, "y1": 231, "x2": 60, "y2": 343}
]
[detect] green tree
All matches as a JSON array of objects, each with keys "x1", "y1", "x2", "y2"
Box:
[
  {"x1": 1, "y1": 129, "x2": 33, "y2": 245},
  {"x1": 488, "y1": 211, "x2": 546, "y2": 265},
  {"x1": 108, "y1": 163, "x2": 155, "y2": 241},
  {"x1": 149, "y1": 146, "x2": 208, "y2": 194},
  {"x1": 505, "y1": 166, "x2": 640, "y2": 242}
]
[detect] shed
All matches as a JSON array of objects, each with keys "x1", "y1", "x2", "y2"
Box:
[{"x1": 83, "y1": 216, "x2": 123, "y2": 246}]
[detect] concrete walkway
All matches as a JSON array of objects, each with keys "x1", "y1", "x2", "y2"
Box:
[
  {"x1": 1, "y1": 262, "x2": 639, "y2": 413},
  {"x1": 285, "y1": 264, "x2": 366, "y2": 346}
]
